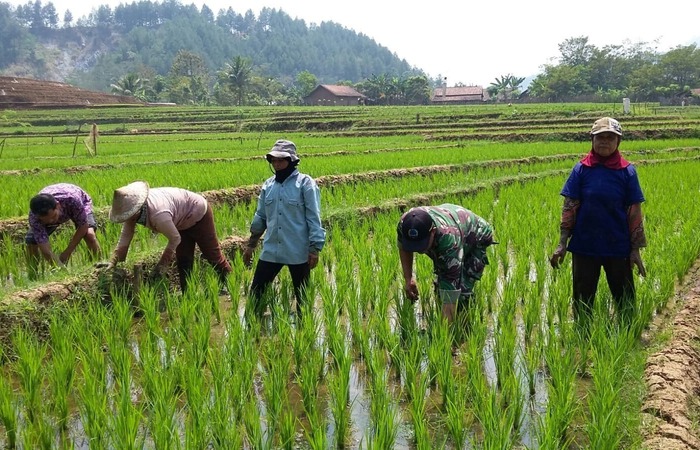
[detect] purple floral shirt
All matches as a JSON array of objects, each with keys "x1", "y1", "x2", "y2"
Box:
[{"x1": 28, "y1": 184, "x2": 93, "y2": 244}]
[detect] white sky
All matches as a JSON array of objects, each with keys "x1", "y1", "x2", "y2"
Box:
[{"x1": 10, "y1": 0, "x2": 700, "y2": 87}]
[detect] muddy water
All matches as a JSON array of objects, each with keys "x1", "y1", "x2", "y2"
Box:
[{"x1": 0, "y1": 290, "x2": 557, "y2": 449}]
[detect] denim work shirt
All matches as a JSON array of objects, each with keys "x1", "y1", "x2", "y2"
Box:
[{"x1": 251, "y1": 170, "x2": 326, "y2": 265}]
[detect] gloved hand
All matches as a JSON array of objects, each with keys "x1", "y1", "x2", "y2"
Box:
[
  {"x1": 149, "y1": 264, "x2": 166, "y2": 280},
  {"x1": 243, "y1": 247, "x2": 254, "y2": 268},
  {"x1": 630, "y1": 248, "x2": 646, "y2": 277},
  {"x1": 94, "y1": 261, "x2": 114, "y2": 270},
  {"x1": 549, "y1": 244, "x2": 567, "y2": 268},
  {"x1": 308, "y1": 252, "x2": 319, "y2": 269}
]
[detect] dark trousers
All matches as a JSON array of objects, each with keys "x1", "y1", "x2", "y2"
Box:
[
  {"x1": 249, "y1": 259, "x2": 310, "y2": 316},
  {"x1": 175, "y1": 205, "x2": 231, "y2": 291},
  {"x1": 572, "y1": 253, "x2": 635, "y2": 326}
]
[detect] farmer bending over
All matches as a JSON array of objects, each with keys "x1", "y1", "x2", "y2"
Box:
[
  {"x1": 26, "y1": 183, "x2": 101, "y2": 277},
  {"x1": 107, "y1": 181, "x2": 231, "y2": 292},
  {"x1": 398, "y1": 204, "x2": 495, "y2": 323}
]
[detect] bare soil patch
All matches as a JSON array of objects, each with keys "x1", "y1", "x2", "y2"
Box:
[
  {"x1": 0, "y1": 76, "x2": 142, "y2": 109},
  {"x1": 643, "y1": 260, "x2": 700, "y2": 449}
]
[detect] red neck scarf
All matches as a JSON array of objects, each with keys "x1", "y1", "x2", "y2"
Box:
[{"x1": 580, "y1": 149, "x2": 629, "y2": 169}]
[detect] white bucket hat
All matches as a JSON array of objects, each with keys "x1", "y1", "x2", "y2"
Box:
[{"x1": 109, "y1": 181, "x2": 149, "y2": 223}]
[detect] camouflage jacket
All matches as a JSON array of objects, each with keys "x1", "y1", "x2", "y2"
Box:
[{"x1": 399, "y1": 204, "x2": 494, "y2": 292}]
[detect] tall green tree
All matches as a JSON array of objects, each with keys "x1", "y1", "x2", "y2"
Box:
[
  {"x1": 292, "y1": 70, "x2": 318, "y2": 102},
  {"x1": 658, "y1": 44, "x2": 700, "y2": 96},
  {"x1": 0, "y1": 3, "x2": 29, "y2": 68},
  {"x1": 402, "y1": 75, "x2": 431, "y2": 105},
  {"x1": 558, "y1": 36, "x2": 595, "y2": 66},
  {"x1": 62, "y1": 9, "x2": 72, "y2": 27},
  {"x1": 218, "y1": 55, "x2": 252, "y2": 106},
  {"x1": 167, "y1": 50, "x2": 210, "y2": 104}
]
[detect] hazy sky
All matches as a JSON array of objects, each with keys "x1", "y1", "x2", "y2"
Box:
[{"x1": 11, "y1": 0, "x2": 700, "y2": 86}]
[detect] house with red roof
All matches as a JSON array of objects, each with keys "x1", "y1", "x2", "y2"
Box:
[
  {"x1": 304, "y1": 84, "x2": 367, "y2": 106},
  {"x1": 431, "y1": 86, "x2": 489, "y2": 104}
]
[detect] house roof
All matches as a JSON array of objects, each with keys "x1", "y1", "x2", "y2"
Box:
[
  {"x1": 431, "y1": 86, "x2": 488, "y2": 102},
  {"x1": 315, "y1": 84, "x2": 367, "y2": 98}
]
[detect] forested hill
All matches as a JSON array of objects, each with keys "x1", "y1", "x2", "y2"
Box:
[{"x1": 0, "y1": 1, "x2": 420, "y2": 93}]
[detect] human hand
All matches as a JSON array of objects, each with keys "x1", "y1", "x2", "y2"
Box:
[
  {"x1": 630, "y1": 248, "x2": 646, "y2": 277},
  {"x1": 149, "y1": 264, "x2": 166, "y2": 280},
  {"x1": 308, "y1": 252, "x2": 319, "y2": 269},
  {"x1": 243, "y1": 247, "x2": 254, "y2": 268},
  {"x1": 549, "y1": 244, "x2": 567, "y2": 269},
  {"x1": 405, "y1": 278, "x2": 419, "y2": 302},
  {"x1": 59, "y1": 250, "x2": 71, "y2": 264},
  {"x1": 94, "y1": 261, "x2": 114, "y2": 270}
]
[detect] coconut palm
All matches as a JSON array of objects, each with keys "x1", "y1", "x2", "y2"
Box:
[
  {"x1": 218, "y1": 56, "x2": 253, "y2": 106},
  {"x1": 110, "y1": 73, "x2": 144, "y2": 97}
]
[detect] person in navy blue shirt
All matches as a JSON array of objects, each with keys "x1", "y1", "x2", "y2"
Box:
[
  {"x1": 243, "y1": 140, "x2": 326, "y2": 318},
  {"x1": 550, "y1": 117, "x2": 647, "y2": 328}
]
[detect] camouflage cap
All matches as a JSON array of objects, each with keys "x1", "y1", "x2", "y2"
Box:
[{"x1": 591, "y1": 117, "x2": 622, "y2": 136}]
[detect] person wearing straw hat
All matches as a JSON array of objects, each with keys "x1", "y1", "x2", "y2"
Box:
[
  {"x1": 108, "y1": 181, "x2": 231, "y2": 292},
  {"x1": 397, "y1": 204, "x2": 495, "y2": 323},
  {"x1": 26, "y1": 183, "x2": 101, "y2": 277},
  {"x1": 550, "y1": 117, "x2": 647, "y2": 329},
  {"x1": 242, "y1": 139, "x2": 326, "y2": 317}
]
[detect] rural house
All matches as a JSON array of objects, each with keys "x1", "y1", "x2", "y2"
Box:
[
  {"x1": 304, "y1": 84, "x2": 367, "y2": 106},
  {"x1": 431, "y1": 86, "x2": 489, "y2": 104}
]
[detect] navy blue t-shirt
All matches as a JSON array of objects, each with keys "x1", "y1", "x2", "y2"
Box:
[{"x1": 561, "y1": 162, "x2": 645, "y2": 258}]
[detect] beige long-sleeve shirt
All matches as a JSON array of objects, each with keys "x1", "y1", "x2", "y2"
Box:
[{"x1": 113, "y1": 188, "x2": 207, "y2": 264}]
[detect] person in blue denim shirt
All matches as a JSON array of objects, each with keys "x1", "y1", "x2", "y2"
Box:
[{"x1": 243, "y1": 140, "x2": 326, "y2": 317}]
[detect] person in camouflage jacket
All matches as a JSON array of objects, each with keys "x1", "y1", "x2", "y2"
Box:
[{"x1": 397, "y1": 204, "x2": 494, "y2": 322}]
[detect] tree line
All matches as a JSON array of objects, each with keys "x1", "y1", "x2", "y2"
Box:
[
  {"x1": 529, "y1": 36, "x2": 700, "y2": 102},
  {"x1": 109, "y1": 52, "x2": 435, "y2": 106},
  {"x1": 2, "y1": 1, "x2": 699, "y2": 104},
  {"x1": 0, "y1": 0, "x2": 434, "y2": 105}
]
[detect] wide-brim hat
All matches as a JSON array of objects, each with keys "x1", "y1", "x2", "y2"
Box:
[
  {"x1": 400, "y1": 208, "x2": 434, "y2": 252},
  {"x1": 266, "y1": 139, "x2": 299, "y2": 162},
  {"x1": 591, "y1": 117, "x2": 622, "y2": 136},
  {"x1": 109, "y1": 181, "x2": 149, "y2": 223}
]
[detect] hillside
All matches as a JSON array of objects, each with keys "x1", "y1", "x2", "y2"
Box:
[
  {"x1": 0, "y1": 3, "x2": 420, "y2": 95},
  {"x1": 0, "y1": 76, "x2": 143, "y2": 108}
]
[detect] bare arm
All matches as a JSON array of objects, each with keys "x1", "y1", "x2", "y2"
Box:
[
  {"x1": 60, "y1": 223, "x2": 89, "y2": 263},
  {"x1": 37, "y1": 242, "x2": 62, "y2": 266},
  {"x1": 399, "y1": 247, "x2": 419, "y2": 301},
  {"x1": 399, "y1": 248, "x2": 414, "y2": 283}
]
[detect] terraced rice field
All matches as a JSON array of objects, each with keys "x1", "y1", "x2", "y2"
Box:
[{"x1": 1, "y1": 102, "x2": 700, "y2": 449}]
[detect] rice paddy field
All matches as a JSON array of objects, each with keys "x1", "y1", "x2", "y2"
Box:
[{"x1": 1, "y1": 102, "x2": 700, "y2": 449}]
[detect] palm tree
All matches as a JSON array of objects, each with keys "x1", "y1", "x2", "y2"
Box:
[
  {"x1": 219, "y1": 56, "x2": 253, "y2": 106},
  {"x1": 488, "y1": 74, "x2": 526, "y2": 101},
  {"x1": 488, "y1": 75, "x2": 511, "y2": 101},
  {"x1": 110, "y1": 73, "x2": 143, "y2": 97},
  {"x1": 507, "y1": 75, "x2": 526, "y2": 99}
]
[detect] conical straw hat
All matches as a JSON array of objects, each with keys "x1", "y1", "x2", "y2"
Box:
[{"x1": 109, "y1": 181, "x2": 149, "y2": 223}]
